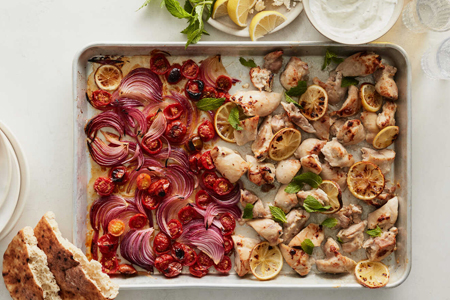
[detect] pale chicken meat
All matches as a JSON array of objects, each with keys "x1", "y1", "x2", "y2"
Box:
[
  {"x1": 331, "y1": 85, "x2": 361, "y2": 118},
  {"x1": 294, "y1": 138, "x2": 326, "y2": 159},
  {"x1": 369, "y1": 182, "x2": 397, "y2": 208},
  {"x1": 250, "y1": 67, "x2": 274, "y2": 92},
  {"x1": 234, "y1": 116, "x2": 260, "y2": 146},
  {"x1": 367, "y1": 197, "x2": 398, "y2": 230},
  {"x1": 231, "y1": 91, "x2": 282, "y2": 117},
  {"x1": 289, "y1": 223, "x2": 324, "y2": 248},
  {"x1": 321, "y1": 162, "x2": 347, "y2": 191},
  {"x1": 297, "y1": 189, "x2": 329, "y2": 207},
  {"x1": 300, "y1": 154, "x2": 322, "y2": 174},
  {"x1": 263, "y1": 50, "x2": 283, "y2": 74},
  {"x1": 330, "y1": 118, "x2": 346, "y2": 137},
  {"x1": 311, "y1": 114, "x2": 333, "y2": 140},
  {"x1": 246, "y1": 155, "x2": 276, "y2": 186},
  {"x1": 240, "y1": 189, "x2": 259, "y2": 207},
  {"x1": 377, "y1": 101, "x2": 397, "y2": 129},
  {"x1": 210, "y1": 146, "x2": 249, "y2": 183},
  {"x1": 274, "y1": 184, "x2": 299, "y2": 213},
  {"x1": 247, "y1": 219, "x2": 283, "y2": 246},
  {"x1": 332, "y1": 204, "x2": 363, "y2": 229},
  {"x1": 336, "y1": 221, "x2": 367, "y2": 253},
  {"x1": 336, "y1": 119, "x2": 366, "y2": 146},
  {"x1": 252, "y1": 199, "x2": 271, "y2": 219},
  {"x1": 231, "y1": 235, "x2": 260, "y2": 277},
  {"x1": 335, "y1": 51, "x2": 382, "y2": 77},
  {"x1": 363, "y1": 227, "x2": 398, "y2": 262},
  {"x1": 280, "y1": 57, "x2": 309, "y2": 90},
  {"x1": 275, "y1": 159, "x2": 301, "y2": 184},
  {"x1": 321, "y1": 138, "x2": 355, "y2": 168},
  {"x1": 282, "y1": 209, "x2": 310, "y2": 244},
  {"x1": 374, "y1": 65, "x2": 398, "y2": 100},
  {"x1": 281, "y1": 102, "x2": 316, "y2": 133},
  {"x1": 251, "y1": 116, "x2": 273, "y2": 161},
  {"x1": 271, "y1": 112, "x2": 294, "y2": 133},
  {"x1": 361, "y1": 147, "x2": 396, "y2": 174},
  {"x1": 279, "y1": 244, "x2": 314, "y2": 276},
  {"x1": 315, "y1": 238, "x2": 357, "y2": 274},
  {"x1": 312, "y1": 71, "x2": 348, "y2": 104},
  {"x1": 360, "y1": 111, "x2": 380, "y2": 144}
]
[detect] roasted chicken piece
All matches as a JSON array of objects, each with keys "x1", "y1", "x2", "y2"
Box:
[
  {"x1": 330, "y1": 118, "x2": 346, "y2": 137},
  {"x1": 275, "y1": 159, "x2": 301, "y2": 184},
  {"x1": 250, "y1": 67, "x2": 274, "y2": 92},
  {"x1": 369, "y1": 182, "x2": 397, "y2": 207},
  {"x1": 336, "y1": 221, "x2": 367, "y2": 253},
  {"x1": 363, "y1": 227, "x2": 398, "y2": 262},
  {"x1": 274, "y1": 185, "x2": 299, "y2": 213},
  {"x1": 240, "y1": 189, "x2": 260, "y2": 207},
  {"x1": 210, "y1": 146, "x2": 249, "y2": 183},
  {"x1": 316, "y1": 238, "x2": 357, "y2": 274},
  {"x1": 377, "y1": 101, "x2": 397, "y2": 129},
  {"x1": 332, "y1": 204, "x2": 363, "y2": 229},
  {"x1": 271, "y1": 112, "x2": 294, "y2": 133},
  {"x1": 311, "y1": 114, "x2": 333, "y2": 140},
  {"x1": 281, "y1": 102, "x2": 316, "y2": 133},
  {"x1": 282, "y1": 209, "x2": 310, "y2": 244},
  {"x1": 263, "y1": 50, "x2": 283, "y2": 74},
  {"x1": 231, "y1": 235, "x2": 260, "y2": 277},
  {"x1": 289, "y1": 223, "x2": 324, "y2": 248},
  {"x1": 231, "y1": 91, "x2": 282, "y2": 117},
  {"x1": 313, "y1": 71, "x2": 348, "y2": 104},
  {"x1": 367, "y1": 197, "x2": 398, "y2": 230},
  {"x1": 252, "y1": 199, "x2": 271, "y2": 219},
  {"x1": 280, "y1": 57, "x2": 309, "y2": 90},
  {"x1": 336, "y1": 119, "x2": 366, "y2": 146},
  {"x1": 321, "y1": 138, "x2": 355, "y2": 168},
  {"x1": 320, "y1": 162, "x2": 347, "y2": 191},
  {"x1": 297, "y1": 189, "x2": 329, "y2": 207},
  {"x1": 360, "y1": 111, "x2": 380, "y2": 144},
  {"x1": 361, "y1": 147, "x2": 396, "y2": 174},
  {"x1": 300, "y1": 154, "x2": 322, "y2": 174},
  {"x1": 246, "y1": 155, "x2": 275, "y2": 186},
  {"x1": 335, "y1": 52, "x2": 382, "y2": 77},
  {"x1": 247, "y1": 219, "x2": 283, "y2": 246},
  {"x1": 251, "y1": 116, "x2": 273, "y2": 162},
  {"x1": 294, "y1": 138, "x2": 326, "y2": 159},
  {"x1": 234, "y1": 116, "x2": 260, "y2": 146},
  {"x1": 374, "y1": 65, "x2": 398, "y2": 100},
  {"x1": 279, "y1": 244, "x2": 314, "y2": 276},
  {"x1": 331, "y1": 85, "x2": 361, "y2": 118}
]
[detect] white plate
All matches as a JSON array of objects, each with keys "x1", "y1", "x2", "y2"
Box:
[
  {"x1": 207, "y1": 1, "x2": 303, "y2": 37},
  {"x1": 0, "y1": 131, "x2": 12, "y2": 210}
]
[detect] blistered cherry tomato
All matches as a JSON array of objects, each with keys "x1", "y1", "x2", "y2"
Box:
[
  {"x1": 90, "y1": 90, "x2": 112, "y2": 109},
  {"x1": 146, "y1": 111, "x2": 159, "y2": 127},
  {"x1": 136, "y1": 173, "x2": 152, "y2": 190},
  {"x1": 214, "y1": 255, "x2": 232, "y2": 273},
  {"x1": 94, "y1": 177, "x2": 115, "y2": 196},
  {"x1": 185, "y1": 79, "x2": 204, "y2": 101},
  {"x1": 216, "y1": 75, "x2": 232, "y2": 91},
  {"x1": 200, "y1": 151, "x2": 215, "y2": 170},
  {"x1": 195, "y1": 190, "x2": 213, "y2": 210},
  {"x1": 148, "y1": 179, "x2": 170, "y2": 198},
  {"x1": 128, "y1": 213, "x2": 147, "y2": 229},
  {"x1": 164, "y1": 261, "x2": 183, "y2": 278},
  {"x1": 141, "y1": 137, "x2": 163, "y2": 155},
  {"x1": 213, "y1": 178, "x2": 233, "y2": 196},
  {"x1": 177, "y1": 206, "x2": 201, "y2": 225},
  {"x1": 189, "y1": 263, "x2": 209, "y2": 278},
  {"x1": 223, "y1": 235, "x2": 234, "y2": 254},
  {"x1": 153, "y1": 232, "x2": 171, "y2": 255},
  {"x1": 171, "y1": 242, "x2": 198, "y2": 266},
  {"x1": 186, "y1": 136, "x2": 203, "y2": 153},
  {"x1": 201, "y1": 171, "x2": 218, "y2": 190},
  {"x1": 165, "y1": 120, "x2": 187, "y2": 143},
  {"x1": 202, "y1": 86, "x2": 218, "y2": 99},
  {"x1": 196, "y1": 252, "x2": 214, "y2": 270},
  {"x1": 155, "y1": 254, "x2": 183, "y2": 278},
  {"x1": 220, "y1": 213, "x2": 236, "y2": 236},
  {"x1": 181, "y1": 59, "x2": 199, "y2": 79},
  {"x1": 108, "y1": 219, "x2": 125, "y2": 237},
  {"x1": 118, "y1": 264, "x2": 137, "y2": 275},
  {"x1": 198, "y1": 121, "x2": 215, "y2": 142},
  {"x1": 141, "y1": 191, "x2": 160, "y2": 210},
  {"x1": 109, "y1": 166, "x2": 128, "y2": 184},
  {"x1": 168, "y1": 219, "x2": 183, "y2": 239},
  {"x1": 101, "y1": 254, "x2": 120, "y2": 275},
  {"x1": 189, "y1": 153, "x2": 202, "y2": 174},
  {"x1": 163, "y1": 103, "x2": 184, "y2": 120},
  {"x1": 165, "y1": 64, "x2": 183, "y2": 84},
  {"x1": 97, "y1": 234, "x2": 119, "y2": 254},
  {"x1": 150, "y1": 53, "x2": 170, "y2": 75}
]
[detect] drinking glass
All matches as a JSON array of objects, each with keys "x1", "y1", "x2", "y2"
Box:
[
  {"x1": 421, "y1": 37, "x2": 450, "y2": 79},
  {"x1": 402, "y1": 0, "x2": 450, "y2": 32}
]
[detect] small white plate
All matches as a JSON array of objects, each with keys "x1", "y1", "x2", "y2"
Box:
[
  {"x1": 0, "y1": 131, "x2": 12, "y2": 210},
  {"x1": 207, "y1": 1, "x2": 303, "y2": 37}
]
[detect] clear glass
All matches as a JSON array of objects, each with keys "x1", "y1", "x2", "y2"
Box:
[
  {"x1": 421, "y1": 37, "x2": 450, "y2": 79},
  {"x1": 402, "y1": 0, "x2": 450, "y2": 32}
]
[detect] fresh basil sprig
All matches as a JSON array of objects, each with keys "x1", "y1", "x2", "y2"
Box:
[
  {"x1": 285, "y1": 93, "x2": 303, "y2": 109},
  {"x1": 321, "y1": 218, "x2": 338, "y2": 228},
  {"x1": 322, "y1": 49, "x2": 344, "y2": 70},
  {"x1": 284, "y1": 172, "x2": 323, "y2": 194},
  {"x1": 242, "y1": 203, "x2": 254, "y2": 219},
  {"x1": 303, "y1": 195, "x2": 331, "y2": 213},
  {"x1": 301, "y1": 238, "x2": 315, "y2": 255},
  {"x1": 366, "y1": 225, "x2": 383, "y2": 237},
  {"x1": 195, "y1": 97, "x2": 225, "y2": 111},
  {"x1": 228, "y1": 107, "x2": 243, "y2": 131},
  {"x1": 286, "y1": 81, "x2": 307, "y2": 97},
  {"x1": 239, "y1": 57, "x2": 257, "y2": 68},
  {"x1": 269, "y1": 206, "x2": 287, "y2": 223},
  {"x1": 341, "y1": 77, "x2": 359, "y2": 88}
]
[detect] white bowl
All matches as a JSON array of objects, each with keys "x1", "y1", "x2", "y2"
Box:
[{"x1": 303, "y1": 0, "x2": 404, "y2": 44}]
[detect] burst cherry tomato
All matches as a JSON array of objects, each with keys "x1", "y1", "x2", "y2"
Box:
[
  {"x1": 195, "y1": 190, "x2": 213, "y2": 210},
  {"x1": 202, "y1": 86, "x2": 218, "y2": 99},
  {"x1": 141, "y1": 137, "x2": 163, "y2": 155},
  {"x1": 223, "y1": 235, "x2": 234, "y2": 254},
  {"x1": 165, "y1": 64, "x2": 183, "y2": 84},
  {"x1": 185, "y1": 79, "x2": 204, "y2": 101},
  {"x1": 189, "y1": 153, "x2": 202, "y2": 174},
  {"x1": 214, "y1": 255, "x2": 232, "y2": 273},
  {"x1": 177, "y1": 206, "x2": 201, "y2": 225},
  {"x1": 200, "y1": 151, "x2": 215, "y2": 170},
  {"x1": 108, "y1": 219, "x2": 125, "y2": 237},
  {"x1": 216, "y1": 75, "x2": 232, "y2": 91},
  {"x1": 93, "y1": 177, "x2": 115, "y2": 196},
  {"x1": 90, "y1": 90, "x2": 112, "y2": 109},
  {"x1": 155, "y1": 254, "x2": 182, "y2": 278},
  {"x1": 196, "y1": 252, "x2": 214, "y2": 270},
  {"x1": 101, "y1": 254, "x2": 120, "y2": 275},
  {"x1": 136, "y1": 173, "x2": 152, "y2": 190},
  {"x1": 150, "y1": 53, "x2": 170, "y2": 75},
  {"x1": 97, "y1": 234, "x2": 119, "y2": 254},
  {"x1": 189, "y1": 263, "x2": 209, "y2": 278},
  {"x1": 181, "y1": 60, "x2": 199, "y2": 79},
  {"x1": 118, "y1": 264, "x2": 137, "y2": 275},
  {"x1": 220, "y1": 213, "x2": 236, "y2": 236},
  {"x1": 129, "y1": 213, "x2": 147, "y2": 229},
  {"x1": 165, "y1": 120, "x2": 187, "y2": 143},
  {"x1": 109, "y1": 166, "x2": 128, "y2": 184},
  {"x1": 153, "y1": 232, "x2": 171, "y2": 255},
  {"x1": 163, "y1": 103, "x2": 184, "y2": 120},
  {"x1": 186, "y1": 136, "x2": 203, "y2": 153},
  {"x1": 198, "y1": 121, "x2": 215, "y2": 142},
  {"x1": 168, "y1": 219, "x2": 183, "y2": 239},
  {"x1": 148, "y1": 179, "x2": 170, "y2": 198},
  {"x1": 172, "y1": 242, "x2": 197, "y2": 266},
  {"x1": 201, "y1": 171, "x2": 218, "y2": 190},
  {"x1": 213, "y1": 178, "x2": 233, "y2": 196},
  {"x1": 141, "y1": 191, "x2": 160, "y2": 210}
]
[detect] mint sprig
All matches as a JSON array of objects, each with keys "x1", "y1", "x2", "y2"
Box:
[
  {"x1": 322, "y1": 49, "x2": 344, "y2": 70},
  {"x1": 366, "y1": 226, "x2": 383, "y2": 237},
  {"x1": 239, "y1": 57, "x2": 257, "y2": 68},
  {"x1": 284, "y1": 172, "x2": 323, "y2": 194},
  {"x1": 286, "y1": 81, "x2": 307, "y2": 97},
  {"x1": 269, "y1": 206, "x2": 287, "y2": 223},
  {"x1": 228, "y1": 107, "x2": 243, "y2": 131},
  {"x1": 242, "y1": 203, "x2": 254, "y2": 219},
  {"x1": 321, "y1": 218, "x2": 338, "y2": 228},
  {"x1": 285, "y1": 93, "x2": 303, "y2": 109},
  {"x1": 301, "y1": 238, "x2": 314, "y2": 255},
  {"x1": 195, "y1": 97, "x2": 225, "y2": 111},
  {"x1": 341, "y1": 77, "x2": 359, "y2": 88},
  {"x1": 303, "y1": 195, "x2": 331, "y2": 213}
]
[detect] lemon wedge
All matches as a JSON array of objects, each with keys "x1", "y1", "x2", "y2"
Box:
[
  {"x1": 212, "y1": 0, "x2": 229, "y2": 19},
  {"x1": 372, "y1": 126, "x2": 399, "y2": 149},
  {"x1": 299, "y1": 84, "x2": 328, "y2": 121},
  {"x1": 355, "y1": 260, "x2": 390, "y2": 288},
  {"x1": 249, "y1": 11, "x2": 287, "y2": 41},
  {"x1": 227, "y1": 0, "x2": 256, "y2": 27},
  {"x1": 268, "y1": 128, "x2": 302, "y2": 161},
  {"x1": 249, "y1": 242, "x2": 283, "y2": 280},
  {"x1": 347, "y1": 161, "x2": 385, "y2": 201}
]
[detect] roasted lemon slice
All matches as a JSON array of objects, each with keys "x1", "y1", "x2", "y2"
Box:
[
  {"x1": 249, "y1": 11, "x2": 287, "y2": 41},
  {"x1": 227, "y1": 0, "x2": 255, "y2": 27},
  {"x1": 360, "y1": 83, "x2": 383, "y2": 112},
  {"x1": 355, "y1": 260, "x2": 390, "y2": 289},
  {"x1": 214, "y1": 102, "x2": 241, "y2": 143},
  {"x1": 299, "y1": 85, "x2": 328, "y2": 121},
  {"x1": 318, "y1": 180, "x2": 342, "y2": 214},
  {"x1": 249, "y1": 242, "x2": 283, "y2": 281},
  {"x1": 347, "y1": 161, "x2": 385, "y2": 201},
  {"x1": 212, "y1": 0, "x2": 229, "y2": 19},
  {"x1": 373, "y1": 126, "x2": 399, "y2": 149},
  {"x1": 268, "y1": 128, "x2": 302, "y2": 161},
  {"x1": 95, "y1": 64, "x2": 122, "y2": 91}
]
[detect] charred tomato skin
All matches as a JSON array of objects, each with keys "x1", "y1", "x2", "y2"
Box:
[
  {"x1": 185, "y1": 80, "x2": 204, "y2": 101},
  {"x1": 153, "y1": 232, "x2": 171, "y2": 255},
  {"x1": 118, "y1": 264, "x2": 138, "y2": 275},
  {"x1": 148, "y1": 179, "x2": 170, "y2": 198},
  {"x1": 202, "y1": 86, "x2": 218, "y2": 99},
  {"x1": 150, "y1": 53, "x2": 170, "y2": 75},
  {"x1": 109, "y1": 166, "x2": 128, "y2": 184},
  {"x1": 165, "y1": 64, "x2": 183, "y2": 84},
  {"x1": 188, "y1": 153, "x2": 203, "y2": 174},
  {"x1": 216, "y1": 75, "x2": 232, "y2": 92},
  {"x1": 141, "y1": 191, "x2": 161, "y2": 210},
  {"x1": 165, "y1": 120, "x2": 187, "y2": 143},
  {"x1": 189, "y1": 263, "x2": 209, "y2": 277},
  {"x1": 97, "y1": 234, "x2": 119, "y2": 254}
]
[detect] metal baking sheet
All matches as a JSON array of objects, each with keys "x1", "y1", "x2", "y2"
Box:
[{"x1": 72, "y1": 42, "x2": 411, "y2": 289}]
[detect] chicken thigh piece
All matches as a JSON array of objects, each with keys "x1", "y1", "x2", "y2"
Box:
[
  {"x1": 234, "y1": 116, "x2": 260, "y2": 146},
  {"x1": 374, "y1": 65, "x2": 398, "y2": 100},
  {"x1": 250, "y1": 67, "x2": 274, "y2": 92},
  {"x1": 336, "y1": 221, "x2": 367, "y2": 253},
  {"x1": 279, "y1": 244, "x2": 314, "y2": 276},
  {"x1": 274, "y1": 185, "x2": 299, "y2": 213},
  {"x1": 280, "y1": 57, "x2": 309, "y2": 90},
  {"x1": 240, "y1": 189, "x2": 260, "y2": 207},
  {"x1": 330, "y1": 118, "x2": 346, "y2": 137},
  {"x1": 335, "y1": 52, "x2": 382, "y2": 77},
  {"x1": 252, "y1": 116, "x2": 273, "y2": 162},
  {"x1": 252, "y1": 199, "x2": 271, "y2": 219},
  {"x1": 231, "y1": 235, "x2": 260, "y2": 277},
  {"x1": 368, "y1": 182, "x2": 397, "y2": 208},
  {"x1": 360, "y1": 111, "x2": 380, "y2": 144},
  {"x1": 300, "y1": 154, "x2": 322, "y2": 174},
  {"x1": 367, "y1": 197, "x2": 398, "y2": 230},
  {"x1": 377, "y1": 101, "x2": 397, "y2": 129},
  {"x1": 275, "y1": 159, "x2": 301, "y2": 184},
  {"x1": 281, "y1": 102, "x2": 316, "y2": 133},
  {"x1": 297, "y1": 189, "x2": 329, "y2": 207},
  {"x1": 271, "y1": 112, "x2": 294, "y2": 133},
  {"x1": 363, "y1": 227, "x2": 398, "y2": 262},
  {"x1": 311, "y1": 114, "x2": 333, "y2": 140},
  {"x1": 211, "y1": 146, "x2": 249, "y2": 183},
  {"x1": 294, "y1": 138, "x2": 326, "y2": 159},
  {"x1": 313, "y1": 71, "x2": 348, "y2": 104},
  {"x1": 321, "y1": 162, "x2": 347, "y2": 191},
  {"x1": 361, "y1": 147, "x2": 396, "y2": 174},
  {"x1": 263, "y1": 50, "x2": 283, "y2": 74},
  {"x1": 321, "y1": 138, "x2": 355, "y2": 168},
  {"x1": 289, "y1": 223, "x2": 324, "y2": 248},
  {"x1": 332, "y1": 204, "x2": 363, "y2": 229},
  {"x1": 336, "y1": 119, "x2": 366, "y2": 146},
  {"x1": 316, "y1": 238, "x2": 357, "y2": 274},
  {"x1": 231, "y1": 91, "x2": 282, "y2": 117},
  {"x1": 247, "y1": 219, "x2": 283, "y2": 246},
  {"x1": 282, "y1": 209, "x2": 310, "y2": 244},
  {"x1": 246, "y1": 155, "x2": 276, "y2": 186},
  {"x1": 331, "y1": 85, "x2": 361, "y2": 118}
]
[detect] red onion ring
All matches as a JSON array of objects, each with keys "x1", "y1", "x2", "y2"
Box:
[
  {"x1": 87, "y1": 137, "x2": 129, "y2": 167},
  {"x1": 142, "y1": 112, "x2": 167, "y2": 141},
  {"x1": 115, "y1": 68, "x2": 163, "y2": 103},
  {"x1": 85, "y1": 111, "x2": 125, "y2": 140},
  {"x1": 166, "y1": 91, "x2": 198, "y2": 145},
  {"x1": 199, "y1": 55, "x2": 240, "y2": 88},
  {"x1": 202, "y1": 203, "x2": 241, "y2": 229},
  {"x1": 116, "y1": 107, "x2": 148, "y2": 138},
  {"x1": 199, "y1": 179, "x2": 241, "y2": 207},
  {"x1": 156, "y1": 195, "x2": 188, "y2": 237},
  {"x1": 120, "y1": 228, "x2": 155, "y2": 272}
]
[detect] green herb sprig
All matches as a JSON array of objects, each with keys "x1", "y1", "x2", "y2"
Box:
[{"x1": 284, "y1": 172, "x2": 323, "y2": 194}]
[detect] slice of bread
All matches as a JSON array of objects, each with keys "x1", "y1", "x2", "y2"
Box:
[
  {"x1": 34, "y1": 212, "x2": 119, "y2": 300},
  {"x1": 2, "y1": 226, "x2": 62, "y2": 300}
]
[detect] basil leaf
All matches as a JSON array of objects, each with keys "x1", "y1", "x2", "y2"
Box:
[
  {"x1": 285, "y1": 93, "x2": 303, "y2": 109},
  {"x1": 195, "y1": 97, "x2": 225, "y2": 111},
  {"x1": 284, "y1": 181, "x2": 304, "y2": 194},
  {"x1": 242, "y1": 204, "x2": 254, "y2": 219},
  {"x1": 322, "y1": 49, "x2": 344, "y2": 70},
  {"x1": 337, "y1": 236, "x2": 343, "y2": 243},
  {"x1": 137, "y1": 0, "x2": 153, "y2": 11},
  {"x1": 341, "y1": 77, "x2": 359, "y2": 88},
  {"x1": 303, "y1": 195, "x2": 331, "y2": 213},
  {"x1": 286, "y1": 81, "x2": 307, "y2": 97},
  {"x1": 366, "y1": 226, "x2": 383, "y2": 237},
  {"x1": 165, "y1": 0, "x2": 192, "y2": 19},
  {"x1": 228, "y1": 107, "x2": 243, "y2": 131},
  {"x1": 301, "y1": 238, "x2": 314, "y2": 255},
  {"x1": 239, "y1": 57, "x2": 257, "y2": 68},
  {"x1": 321, "y1": 218, "x2": 338, "y2": 228},
  {"x1": 293, "y1": 172, "x2": 323, "y2": 188},
  {"x1": 269, "y1": 206, "x2": 287, "y2": 223}
]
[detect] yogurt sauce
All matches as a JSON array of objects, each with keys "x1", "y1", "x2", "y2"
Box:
[{"x1": 310, "y1": 0, "x2": 398, "y2": 40}]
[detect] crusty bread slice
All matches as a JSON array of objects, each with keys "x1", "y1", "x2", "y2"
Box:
[
  {"x1": 34, "y1": 211, "x2": 119, "y2": 300},
  {"x1": 2, "y1": 226, "x2": 62, "y2": 300}
]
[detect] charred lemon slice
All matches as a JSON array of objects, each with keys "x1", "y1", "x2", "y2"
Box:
[
  {"x1": 319, "y1": 180, "x2": 342, "y2": 214},
  {"x1": 347, "y1": 161, "x2": 385, "y2": 201},
  {"x1": 249, "y1": 242, "x2": 283, "y2": 281},
  {"x1": 214, "y1": 102, "x2": 242, "y2": 143},
  {"x1": 360, "y1": 83, "x2": 383, "y2": 113},
  {"x1": 268, "y1": 128, "x2": 302, "y2": 161},
  {"x1": 95, "y1": 64, "x2": 122, "y2": 91},
  {"x1": 355, "y1": 260, "x2": 390, "y2": 289},
  {"x1": 373, "y1": 126, "x2": 399, "y2": 149},
  {"x1": 298, "y1": 85, "x2": 328, "y2": 121}
]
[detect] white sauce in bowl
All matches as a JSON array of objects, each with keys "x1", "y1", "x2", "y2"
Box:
[{"x1": 310, "y1": 0, "x2": 398, "y2": 39}]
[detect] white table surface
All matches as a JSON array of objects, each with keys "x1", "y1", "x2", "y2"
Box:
[{"x1": 1, "y1": 0, "x2": 450, "y2": 299}]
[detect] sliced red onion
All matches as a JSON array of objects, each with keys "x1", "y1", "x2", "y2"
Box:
[
  {"x1": 85, "y1": 111, "x2": 124, "y2": 139},
  {"x1": 120, "y1": 228, "x2": 155, "y2": 272},
  {"x1": 190, "y1": 205, "x2": 224, "y2": 230},
  {"x1": 116, "y1": 107, "x2": 148, "y2": 138},
  {"x1": 142, "y1": 112, "x2": 167, "y2": 141},
  {"x1": 91, "y1": 230, "x2": 99, "y2": 261},
  {"x1": 111, "y1": 97, "x2": 143, "y2": 108},
  {"x1": 90, "y1": 195, "x2": 128, "y2": 232},
  {"x1": 202, "y1": 203, "x2": 241, "y2": 229},
  {"x1": 166, "y1": 91, "x2": 198, "y2": 145},
  {"x1": 165, "y1": 148, "x2": 189, "y2": 169},
  {"x1": 115, "y1": 68, "x2": 162, "y2": 103},
  {"x1": 156, "y1": 195, "x2": 188, "y2": 237},
  {"x1": 199, "y1": 179, "x2": 241, "y2": 207},
  {"x1": 87, "y1": 137, "x2": 129, "y2": 167},
  {"x1": 199, "y1": 55, "x2": 240, "y2": 88},
  {"x1": 134, "y1": 189, "x2": 154, "y2": 228},
  {"x1": 151, "y1": 136, "x2": 171, "y2": 160},
  {"x1": 122, "y1": 142, "x2": 144, "y2": 170}
]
